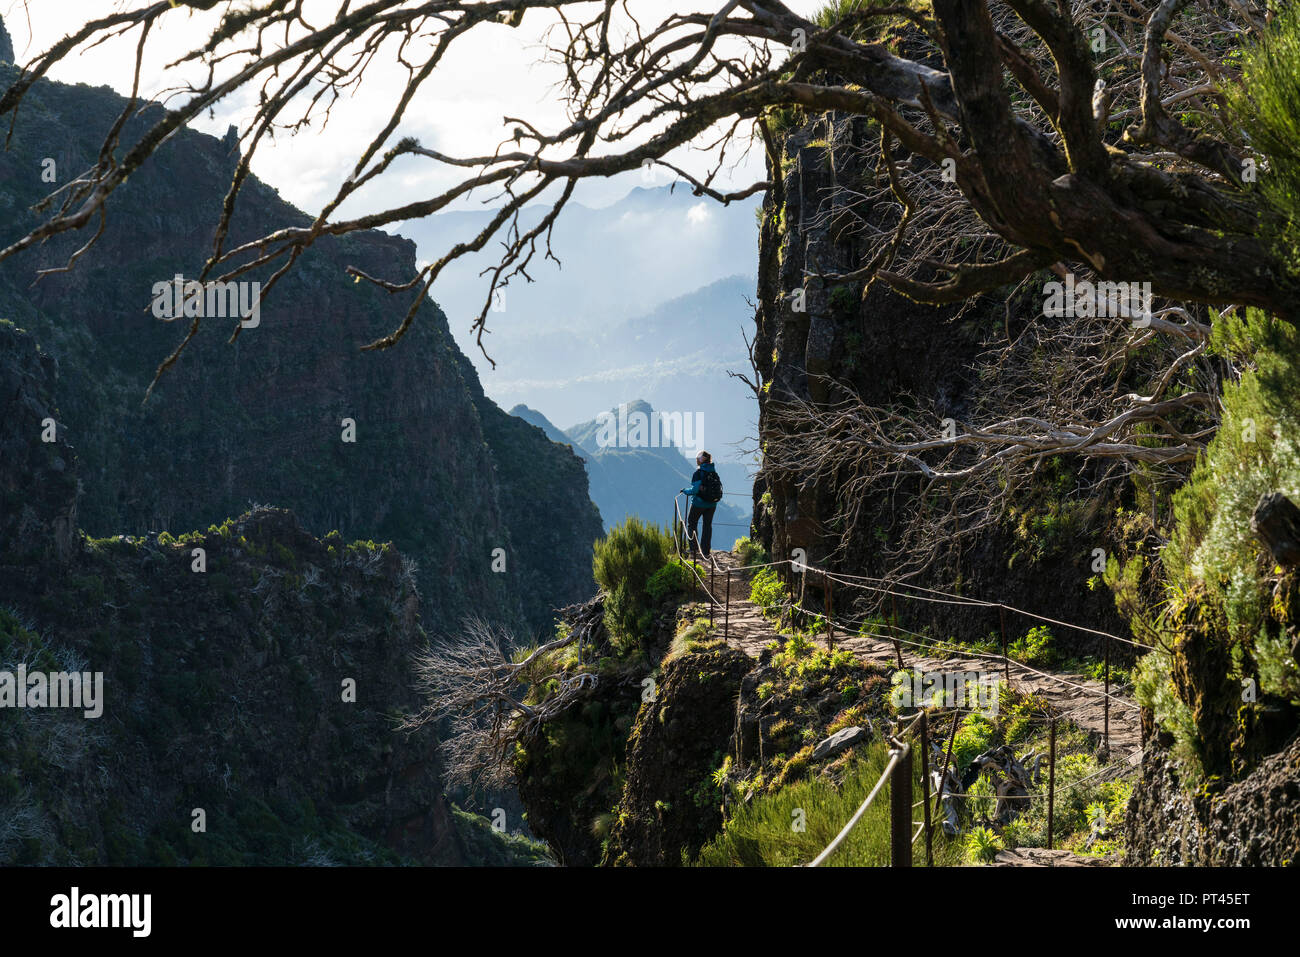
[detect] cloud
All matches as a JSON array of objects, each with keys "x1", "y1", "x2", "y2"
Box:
[{"x1": 686, "y1": 202, "x2": 713, "y2": 227}]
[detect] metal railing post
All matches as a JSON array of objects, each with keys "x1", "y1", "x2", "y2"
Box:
[
  {"x1": 724, "y1": 570, "x2": 730, "y2": 640},
  {"x1": 1047, "y1": 717, "x2": 1057, "y2": 850},
  {"x1": 1103, "y1": 634, "x2": 1111, "y2": 754},
  {"x1": 920, "y1": 711, "x2": 932, "y2": 867},
  {"x1": 889, "y1": 733, "x2": 913, "y2": 868},
  {"x1": 709, "y1": 560, "x2": 715, "y2": 627},
  {"x1": 887, "y1": 594, "x2": 902, "y2": 668},
  {"x1": 824, "y1": 578, "x2": 834, "y2": 650},
  {"x1": 999, "y1": 604, "x2": 1010, "y2": 686}
]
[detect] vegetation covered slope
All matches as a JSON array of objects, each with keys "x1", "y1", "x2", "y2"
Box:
[{"x1": 0, "y1": 320, "x2": 546, "y2": 865}]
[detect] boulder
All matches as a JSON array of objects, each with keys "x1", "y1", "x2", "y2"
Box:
[{"x1": 812, "y1": 723, "x2": 871, "y2": 761}]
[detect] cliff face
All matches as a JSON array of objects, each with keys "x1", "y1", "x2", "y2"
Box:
[
  {"x1": 1125, "y1": 738, "x2": 1300, "y2": 866},
  {"x1": 461, "y1": 377, "x2": 602, "y2": 637},
  {"x1": 0, "y1": 61, "x2": 598, "y2": 638},
  {"x1": 752, "y1": 111, "x2": 1127, "y2": 658},
  {"x1": 0, "y1": 321, "x2": 544, "y2": 864},
  {"x1": 0, "y1": 322, "x2": 78, "y2": 564},
  {"x1": 756, "y1": 110, "x2": 1300, "y2": 867}
]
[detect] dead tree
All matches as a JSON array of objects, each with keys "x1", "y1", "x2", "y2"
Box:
[
  {"x1": 400, "y1": 601, "x2": 605, "y2": 790},
  {"x1": 0, "y1": 0, "x2": 1291, "y2": 401}
]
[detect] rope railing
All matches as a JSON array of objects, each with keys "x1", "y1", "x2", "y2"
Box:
[
  {"x1": 818, "y1": 608, "x2": 1142, "y2": 712},
  {"x1": 806, "y1": 711, "x2": 925, "y2": 867},
  {"x1": 671, "y1": 498, "x2": 1145, "y2": 724},
  {"x1": 817, "y1": 567, "x2": 1154, "y2": 651},
  {"x1": 802, "y1": 705, "x2": 1137, "y2": 866},
  {"x1": 666, "y1": 496, "x2": 1148, "y2": 862},
  {"x1": 805, "y1": 743, "x2": 906, "y2": 867}
]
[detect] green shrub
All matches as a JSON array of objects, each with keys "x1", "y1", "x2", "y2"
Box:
[
  {"x1": 951, "y1": 714, "x2": 997, "y2": 769},
  {"x1": 750, "y1": 567, "x2": 786, "y2": 612},
  {"x1": 1167, "y1": 313, "x2": 1300, "y2": 640},
  {"x1": 734, "y1": 536, "x2": 769, "y2": 568},
  {"x1": 1009, "y1": 625, "x2": 1057, "y2": 667},
  {"x1": 646, "y1": 559, "x2": 694, "y2": 601},
  {"x1": 964, "y1": 825, "x2": 1003, "y2": 864},
  {"x1": 1226, "y1": 8, "x2": 1300, "y2": 271},
  {"x1": 593, "y1": 517, "x2": 675, "y2": 651}
]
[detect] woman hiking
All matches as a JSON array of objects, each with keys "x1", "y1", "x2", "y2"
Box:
[{"x1": 680, "y1": 450, "x2": 723, "y2": 560}]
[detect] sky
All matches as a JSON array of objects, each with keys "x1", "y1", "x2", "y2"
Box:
[
  {"x1": 2, "y1": 1, "x2": 820, "y2": 446},
  {"x1": 3, "y1": 0, "x2": 822, "y2": 217}
]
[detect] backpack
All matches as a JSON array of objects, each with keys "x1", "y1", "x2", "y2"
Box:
[{"x1": 699, "y1": 469, "x2": 723, "y2": 504}]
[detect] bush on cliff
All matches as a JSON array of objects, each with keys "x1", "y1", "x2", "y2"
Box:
[{"x1": 593, "y1": 517, "x2": 675, "y2": 652}]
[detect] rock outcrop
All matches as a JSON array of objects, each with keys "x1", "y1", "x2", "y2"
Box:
[
  {"x1": 0, "y1": 322, "x2": 78, "y2": 565},
  {"x1": 604, "y1": 643, "x2": 751, "y2": 865},
  {"x1": 0, "y1": 320, "x2": 533, "y2": 864},
  {"x1": 1125, "y1": 737, "x2": 1300, "y2": 866}
]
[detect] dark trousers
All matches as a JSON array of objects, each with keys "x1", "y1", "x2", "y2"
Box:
[{"x1": 687, "y1": 505, "x2": 714, "y2": 556}]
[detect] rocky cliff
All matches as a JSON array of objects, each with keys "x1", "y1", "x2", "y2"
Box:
[
  {"x1": 0, "y1": 321, "x2": 550, "y2": 864},
  {"x1": 751, "y1": 109, "x2": 1129, "y2": 661},
  {"x1": 755, "y1": 106, "x2": 1299, "y2": 867},
  {"x1": 0, "y1": 58, "x2": 599, "y2": 640}
]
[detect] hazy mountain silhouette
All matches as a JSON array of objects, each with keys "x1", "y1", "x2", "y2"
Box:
[{"x1": 511, "y1": 400, "x2": 752, "y2": 546}]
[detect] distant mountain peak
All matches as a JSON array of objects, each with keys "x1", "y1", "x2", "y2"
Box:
[
  {"x1": 0, "y1": 16, "x2": 15, "y2": 65},
  {"x1": 508, "y1": 404, "x2": 572, "y2": 446}
]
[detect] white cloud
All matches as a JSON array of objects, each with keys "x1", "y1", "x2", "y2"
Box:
[{"x1": 686, "y1": 202, "x2": 712, "y2": 227}]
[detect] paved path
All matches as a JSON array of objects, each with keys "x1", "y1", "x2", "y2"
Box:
[
  {"x1": 698, "y1": 551, "x2": 1141, "y2": 866},
  {"x1": 703, "y1": 551, "x2": 1143, "y2": 762}
]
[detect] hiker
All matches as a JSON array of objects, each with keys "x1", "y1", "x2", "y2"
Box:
[{"x1": 680, "y1": 450, "x2": 723, "y2": 558}]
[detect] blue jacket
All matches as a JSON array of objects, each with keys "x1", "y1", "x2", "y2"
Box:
[{"x1": 681, "y1": 463, "x2": 719, "y2": 510}]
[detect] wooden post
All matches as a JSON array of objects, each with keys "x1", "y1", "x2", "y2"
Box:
[
  {"x1": 920, "y1": 711, "x2": 932, "y2": 867},
  {"x1": 1047, "y1": 717, "x2": 1057, "y2": 850},
  {"x1": 999, "y1": 604, "x2": 1010, "y2": 686},
  {"x1": 1103, "y1": 635, "x2": 1111, "y2": 754},
  {"x1": 890, "y1": 739, "x2": 913, "y2": 868}
]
